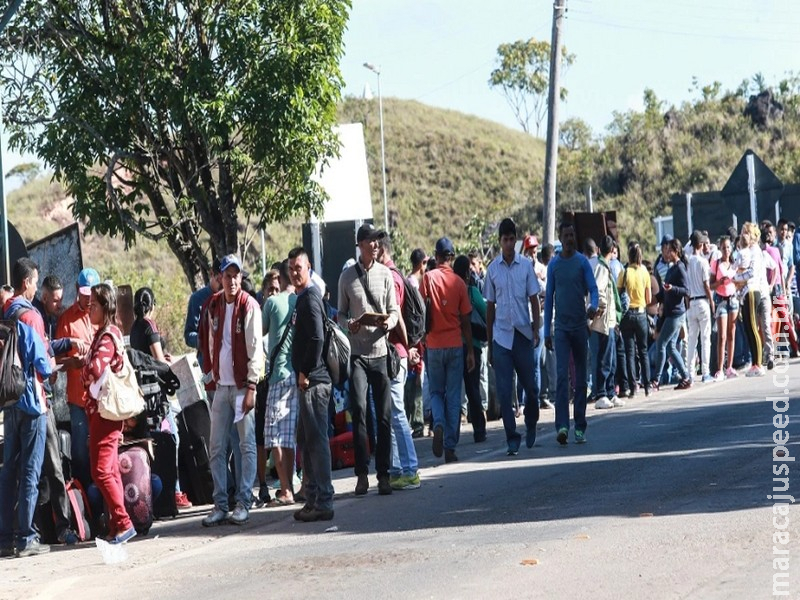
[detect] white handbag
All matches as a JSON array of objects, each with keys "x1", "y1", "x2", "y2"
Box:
[{"x1": 96, "y1": 330, "x2": 145, "y2": 421}]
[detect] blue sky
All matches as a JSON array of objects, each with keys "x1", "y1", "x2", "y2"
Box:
[
  {"x1": 340, "y1": 0, "x2": 800, "y2": 135},
  {"x1": 4, "y1": 1, "x2": 799, "y2": 178}
]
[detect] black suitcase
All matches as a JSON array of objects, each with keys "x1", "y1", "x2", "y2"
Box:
[
  {"x1": 177, "y1": 400, "x2": 214, "y2": 506},
  {"x1": 150, "y1": 430, "x2": 178, "y2": 518}
]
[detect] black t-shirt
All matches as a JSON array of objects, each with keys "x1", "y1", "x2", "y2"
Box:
[{"x1": 129, "y1": 317, "x2": 163, "y2": 356}]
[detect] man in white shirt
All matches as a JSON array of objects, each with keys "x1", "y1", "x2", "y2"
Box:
[{"x1": 685, "y1": 231, "x2": 715, "y2": 383}]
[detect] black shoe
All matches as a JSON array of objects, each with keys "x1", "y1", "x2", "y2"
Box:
[
  {"x1": 444, "y1": 449, "x2": 458, "y2": 463},
  {"x1": 255, "y1": 484, "x2": 271, "y2": 508},
  {"x1": 768, "y1": 359, "x2": 775, "y2": 370},
  {"x1": 474, "y1": 432, "x2": 487, "y2": 443},
  {"x1": 411, "y1": 429, "x2": 424, "y2": 439},
  {"x1": 17, "y1": 539, "x2": 50, "y2": 558},
  {"x1": 0, "y1": 546, "x2": 14, "y2": 558},
  {"x1": 293, "y1": 504, "x2": 313, "y2": 520},
  {"x1": 294, "y1": 506, "x2": 334, "y2": 522},
  {"x1": 377, "y1": 475, "x2": 393, "y2": 495},
  {"x1": 355, "y1": 474, "x2": 369, "y2": 496},
  {"x1": 432, "y1": 426, "x2": 444, "y2": 458}
]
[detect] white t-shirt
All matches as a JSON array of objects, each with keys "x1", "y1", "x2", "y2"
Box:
[
  {"x1": 218, "y1": 302, "x2": 236, "y2": 386},
  {"x1": 686, "y1": 254, "x2": 710, "y2": 298}
]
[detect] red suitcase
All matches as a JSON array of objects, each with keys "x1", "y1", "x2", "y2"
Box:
[{"x1": 330, "y1": 431, "x2": 355, "y2": 470}]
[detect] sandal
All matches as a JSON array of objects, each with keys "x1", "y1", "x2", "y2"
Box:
[
  {"x1": 268, "y1": 495, "x2": 295, "y2": 507},
  {"x1": 675, "y1": 379, "x2": 692, "y2": 390}
]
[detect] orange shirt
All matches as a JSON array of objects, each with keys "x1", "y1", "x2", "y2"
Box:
[
  {"x1": 56, "y1": 301, "x2": 97, "y2": 408},
  {"x1": 421, "y1": 264, "x2": 471, "y2": 349}
]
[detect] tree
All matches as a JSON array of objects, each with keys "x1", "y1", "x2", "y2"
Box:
[
  {"x1": 0, "y1": 1, "x2": 351, "y2": 289},
  {"x1": 5, "y1": 161, "x2": 41, "y2": 184},
  {"x1": 489, "y1": 38, "x2": 575, "y2": 136}
]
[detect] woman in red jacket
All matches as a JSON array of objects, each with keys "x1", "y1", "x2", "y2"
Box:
[{"x1": 82, "y1": 283, "x2": 136, "y2": 544}]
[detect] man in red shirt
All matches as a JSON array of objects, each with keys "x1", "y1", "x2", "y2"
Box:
[
  {"x1": 56, "y1": 267, "x2": 100, "y2": 489},
  {"x1": 421, "y1": 237, "x2": 474, "y2": 463}
]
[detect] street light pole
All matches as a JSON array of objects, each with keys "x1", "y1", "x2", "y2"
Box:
[{"x1": 363, "y1": 62, "x2": 388, "y2": 231}]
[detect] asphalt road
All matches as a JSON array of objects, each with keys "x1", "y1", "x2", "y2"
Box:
[{"x1": 4, "y1": 360, "x2": 799, "y2": 600}]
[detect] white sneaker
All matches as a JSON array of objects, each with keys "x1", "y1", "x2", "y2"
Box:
[
  {"x1": 745, "y1": 365, "x2": 765, "y2": 378},
  {"x1": 594, "y1": 396, "x2": 614, "y2": 409},
  {"x1": 610, "y1": 396, "x2": 626, "y2": 407},
  {"x1": 713, "y1": 370, "x2": 725, "y2": 382}
]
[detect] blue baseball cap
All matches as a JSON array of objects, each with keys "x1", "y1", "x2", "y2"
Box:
[
  {"x1": 77, "y1": 268, "x2": 100, "y2": 295},
  {"x1": 219, "y1": 254, "x2": 243, "y2": 274},
  {"x1": 435, "y1": 237, "x2": 455, "y2": 256}
]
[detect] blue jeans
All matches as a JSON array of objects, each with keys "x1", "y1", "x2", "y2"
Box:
[
  {"x1": 69, "y1": 403, "x2": 91, "y2": 489},
  {"x1": 390, "y1": 358, "x2": 418, "y2": 477},
  {"x1": 0, "y1": 407, "x2": 47, "y2": 549},
  {"x1": 297, "y1": 382, "x2": 334, "y2": 511},
  {"x1": 587, "y1": 330, "x2": 599, "y2": 394},
  {"x1": 516, "y1": 324, "x2": 543, "y2": 408},
  {"x1": 653, "y1": 314, "x2": 689, "y2": 382},
  {"x1": 494, "y1": 331, "x2": 540, "y2": 441},
  {"x1": 592, "y1": 329, "x2": 616, "y2": 399},
  {"x1": 427, "y1": 346, "x2": 464, "y2": 451},
  {"x1": 555, "y1": 327, "x2": 589, "y2": 433},
  {"x1": 209, "y1": 386, "x2": 257, "y2": 511}
]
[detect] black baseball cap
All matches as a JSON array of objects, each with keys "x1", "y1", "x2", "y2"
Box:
[{"x1": 356, "y1": 223, "x2": 387, "y2": 243}]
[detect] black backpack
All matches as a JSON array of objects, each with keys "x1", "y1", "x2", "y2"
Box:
[
  {"x1": 390, "y1": 268, "x2": 426, "y2": 347},
  {"x1": 0, "y1": 319, "x2": 27, "y2": 408},
  {"x1": 319, "y1": 298, "x2": 351, "y2": 389}
]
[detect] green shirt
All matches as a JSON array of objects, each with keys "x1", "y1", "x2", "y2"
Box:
[
  {"x1": 468, "y1": 284, "x2": 487, "y2": 349},
  {"x1": 263, "y1": 291, "x2": 296, "y2": 384}
]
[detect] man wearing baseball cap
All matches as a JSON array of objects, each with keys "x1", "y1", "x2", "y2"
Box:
[
  {"x1": 421, "y1": 237, "x2": 474, "y2": 463},
  {"x1": 56, "y1": 267, "x2": 102, "y2": 489},
  {"x1": 338, "y1": 223, "x2": 400, "y2": 496},
  {"x1": 199, "y1": 254, "x2": 264, "y2": 526}
]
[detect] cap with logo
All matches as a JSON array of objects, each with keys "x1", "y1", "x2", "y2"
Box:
[
  {"x1": 77, "y1": 268, "x2": 101, "y2": 295},
  {"x1": 219, "y1": 254, "x2": 243, "y2": 273},
  {"x1": 523, "y1": 235, "x2": 539, "y2": 250}
]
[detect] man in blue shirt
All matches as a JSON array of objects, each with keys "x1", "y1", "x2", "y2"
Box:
[
  {"x1": 183, "y1": 258, "x2": 221, "y2": 361},
  {"x1": 484, "y1": 218, "x2": 541, "y2": 455},
  {"x1": 544, "y1": 222, "x2": 599, "y2": 445}
]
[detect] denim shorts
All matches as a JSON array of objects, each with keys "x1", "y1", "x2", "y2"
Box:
[{"x1": 714, "y1": 293, "x2": 739, "y2": 318}]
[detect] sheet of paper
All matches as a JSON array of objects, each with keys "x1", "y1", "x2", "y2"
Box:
[{"x1": 234, "y1": 392, "x2": 246, "y2": 424}]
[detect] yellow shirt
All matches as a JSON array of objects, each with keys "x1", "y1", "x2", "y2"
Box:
[{"x1": 618, "y1": 265, "x2": 650, "y2": 309}]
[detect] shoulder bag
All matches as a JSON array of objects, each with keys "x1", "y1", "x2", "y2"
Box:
[
  {"x1": 355, "y1": 264, "x2": 401, "y2": 379},
  {"x1": 96, "y1": 329, "x2": 146, "y2": 421}
]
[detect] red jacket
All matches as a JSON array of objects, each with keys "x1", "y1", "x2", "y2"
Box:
[{"x1": 198, "y1": 290, "x2": 264, "y2": 391}]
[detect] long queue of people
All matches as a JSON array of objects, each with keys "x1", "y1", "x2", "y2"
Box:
[{"x1": 2, "y1": 214, "x2": 796, "y2": 557}]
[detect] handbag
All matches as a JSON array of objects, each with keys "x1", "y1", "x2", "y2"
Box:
[
  {"x1": 355, "y1": 264, "x2": 401, "y2": 379},
  {"x1": 96, "y1": 329, "x2": 145, "y2": 421}
]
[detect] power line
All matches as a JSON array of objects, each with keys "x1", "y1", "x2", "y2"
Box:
[{"x1": 568, "y1": 15, "x2": 800, "y2": 44}]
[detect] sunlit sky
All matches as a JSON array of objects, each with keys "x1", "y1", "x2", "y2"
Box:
[{"x1": 4, "y1": 1, "x2": 799, "y2": 182}]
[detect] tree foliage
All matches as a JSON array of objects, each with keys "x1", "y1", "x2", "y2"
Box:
[
  {"x1": 0, "y1": 0, "x2": 351, "y2": 289},
  {"x1": 489, "y1": 38, "x2": 574, "y2": 136},
  {"x1": 556, "y1": 74, "x2": 800, "y2": 250},
  {"x1": 5, "y1": 161, "x2": 41, "y2": 184}
]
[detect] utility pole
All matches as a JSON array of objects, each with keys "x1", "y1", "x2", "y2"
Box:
[{"x1": 542, "y1": 0, "x2": 566, "y2": 246}]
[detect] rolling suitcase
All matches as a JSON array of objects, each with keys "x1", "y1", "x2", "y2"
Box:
[
  {"x1": 177, "y1": 399, "x2": 214, "y2": 506},
  {"x1": 118, "y1": 445, "x2": 154, "y2": 535},
  {"x1": 150, "y1": 430, "x2": 178, "y2": 518}
]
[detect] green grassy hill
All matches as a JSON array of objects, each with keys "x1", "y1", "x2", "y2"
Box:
[
  {"x1": 7, "y1": 98, "x2": 547, "y2": 351},
  {"x1": 340, "y1": 97, "x2": 546, "y2": 253}
]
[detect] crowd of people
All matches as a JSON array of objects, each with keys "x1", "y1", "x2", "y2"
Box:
[{"x1": 1, "y1": 213, "x2": 797, "y2": 556}]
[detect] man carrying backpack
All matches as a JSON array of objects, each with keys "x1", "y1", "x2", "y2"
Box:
[
  {"x1": 288, "y1": 247, "x2": 334, "y2": 522},
  {"x1": 338, "y1": 223, "x2": 400, "y2": 496},
  {"x1": 377, "y1": 236, "x2": 420, "y2": 491},
  {"x1": 0, "y1": 258, "x2": 55, "y2": 557}
]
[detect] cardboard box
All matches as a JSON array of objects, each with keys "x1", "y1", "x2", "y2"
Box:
[{"x1": 170, "y1": 353, "x2": 206, "y2": 409}]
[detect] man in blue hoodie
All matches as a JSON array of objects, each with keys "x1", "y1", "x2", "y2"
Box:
[{"x1": 0, "y1": 257, "x2": 55, "y2": 557}]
